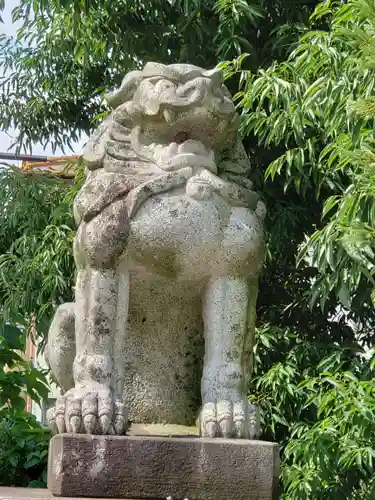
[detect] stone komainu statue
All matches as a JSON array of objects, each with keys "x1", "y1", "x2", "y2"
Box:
[{"x1": 46, "y1": 62, "x2": 266, "y2": 439}]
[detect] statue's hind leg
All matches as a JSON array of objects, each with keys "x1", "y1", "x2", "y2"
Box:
[
  {"x1": 199, "y1": 276, "x2": 259, "y2": 439},
  {"x1": 52, "y1": 199, "x2": 130, "y2": 435},
  {"x1": 45, "y1": 302, "x2": 76, "y2": 393}
]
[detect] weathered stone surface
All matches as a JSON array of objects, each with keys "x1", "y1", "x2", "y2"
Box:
[
  {"x1": 129, "y1": 423, "x2": 200, "y2": 436},
  {"x1": 0, "y1": 487, "x2": 135, "y2": 500},
  {"x1": 45, "y1": 303, "x2": 75, "y2": 393},
  {"x1": 48, "y1": 434, "x2": 279, "y2": 500},
  {"x1": 46, "y1": 62, "x2": 266, "y2": 439}
]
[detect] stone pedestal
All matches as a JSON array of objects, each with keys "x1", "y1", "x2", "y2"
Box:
[{"x1": 48, "y1": 434, "x2": 279, "y2": 500}]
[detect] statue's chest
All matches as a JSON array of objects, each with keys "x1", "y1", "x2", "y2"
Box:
[
  {"x1": 125, "y1": 188, "x2": 229, "y2": 278},
  {"x1": 123, "y1": 186, "x2": 263, "y2": 280}
]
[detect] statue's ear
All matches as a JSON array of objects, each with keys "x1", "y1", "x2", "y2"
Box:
[
  {"x1": 105, "y1": 71, "x2": 143, "y2": 109},
  {"x1": 202, "y1": 67, "x2": 223, "y2": 87}
]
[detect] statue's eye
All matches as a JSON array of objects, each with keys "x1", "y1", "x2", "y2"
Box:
[{"x1": 174, "y1": 131, "x2": 189, "y2": 144}]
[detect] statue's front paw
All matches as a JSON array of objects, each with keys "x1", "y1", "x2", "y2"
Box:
[
  {"x1": 47, "y1": 387, "x2": 128, "y2": 435},
  {"x1": 186, "y1": 176, "x2": 213, "y2": 201},
  {"x1": 199, "y1": 400, "x2": 260, "y2": 439}
]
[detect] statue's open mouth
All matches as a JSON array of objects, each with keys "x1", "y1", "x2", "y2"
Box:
[{"x1": 131, "y1": 126, "x2": 218, "y2": 174}]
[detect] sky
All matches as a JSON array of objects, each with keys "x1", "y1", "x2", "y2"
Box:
[{"x1": 0, "y1": 0, "x2": 87, "y2": 160}]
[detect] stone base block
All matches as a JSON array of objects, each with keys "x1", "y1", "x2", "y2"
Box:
[{"x1": 48, "y1": 434, "x2": 279, "y2": 500}]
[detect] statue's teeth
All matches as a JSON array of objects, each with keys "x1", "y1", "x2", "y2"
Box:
[
  {"x1": 163, "y1": 109, "x2": 174, "y2": 124},
  {"x1": 168, "y1": 142, "x2": 178, "y2": 156}
]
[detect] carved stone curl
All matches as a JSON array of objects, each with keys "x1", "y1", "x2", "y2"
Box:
[{"x1": 45, "y1": 62, "x2": 265, "y2": 438}]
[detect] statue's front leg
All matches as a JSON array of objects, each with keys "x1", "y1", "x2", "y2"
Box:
[
  {"x1": 54, "y1": 199, "x2": 130, "y2": 435},
  {"x1": 200, "y1": 276, "x2": 259, "y2": 439}
]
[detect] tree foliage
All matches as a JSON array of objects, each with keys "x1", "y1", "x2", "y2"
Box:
[
  {"x1": 252, "y1": 323, "x2": 375, "y2": 498},
  {"x1": 0, "y1": 164, "x2": 84, "y2": 339},
  {"x1": 0, "y1": 409, "x2": 50, "y2": 488},
  {"x1": 0, "y1": 318, "x2": 50, "y2": 487},
  {"x1": 222, "y1": 0, "x2": 375, "y2": 312},
  {"x1": 0, "y1": 0, "x2": 320, "y2": 152},
  {"x1": 0, "y1": 166, "x2": 83, "y2": 487},
  {"x1": 226, "y1": 0, "x2": 375, "y2": 496}
]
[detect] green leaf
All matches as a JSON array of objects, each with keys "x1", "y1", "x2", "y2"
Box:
[
  {"x1": 8, "y1": 454, "x2": 19, "y2": 467},
  {"x1": 25, "y1": 456, "x2": 43, "y2": 469},
  {"x1": 1, "y1": 323, "x2": 25, "y2": 350},
  {"x1": 338, "y1": 283, "x2": 350, "y2": 308}
]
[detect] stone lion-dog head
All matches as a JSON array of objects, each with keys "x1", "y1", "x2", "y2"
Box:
[{"x1": 83, "y1": 62, "x2": 254, "y2": 191}]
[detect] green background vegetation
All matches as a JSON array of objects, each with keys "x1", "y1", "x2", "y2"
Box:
[{"x1": 1, "y1": 0, "x2": 375, "y2": 497}]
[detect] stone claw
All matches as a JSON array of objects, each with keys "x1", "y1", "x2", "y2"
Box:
[
  {"x1": 46, "y1": 407, "x2": 58, "y2": 435},
  {"x1": 51, "y1": 388, "x2": 128, "y2": 435},
  {"x1": 199, "y1": 400, "x2": 260, "y2": 439},
  {"x1": 83, "y1": 414, "x2": 97, "y2": 434},
  {"x1": 66, "y1": 397, "x2": 82, "y2": 433},
  {"x1": 82, "y1": 393, "x2": 98, "y2": 434},
  {"x1": 114, "y1": 401, "x2": 128, "y2": 435},
  {"x1": 55, "y1": 396, "x2": 66, "y2": 434},
  {"x1": 70, "y1": 416, "x2": 81, "y2": 433},
  {"x1": 219, "y1": 417, "x2": 233, "y2": 438},
  {"x1": 205, "y1": 421, "x2": 217, "y2": 438},
  {"x1": 247, "y1": 402, "x2": 260, "y2": 440},
  {"x1": 233, "y1": 420, "x2": 245, "y2": 438},
  {"x1": 99, "y1": 414, "x2": 112, "y2": 434},
  {"x1": 217, "y1": 400, "x2": 233, "y2": 438},
  {"x1": 200, "y1": 402, "x2": 216, "y2": 437}
]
